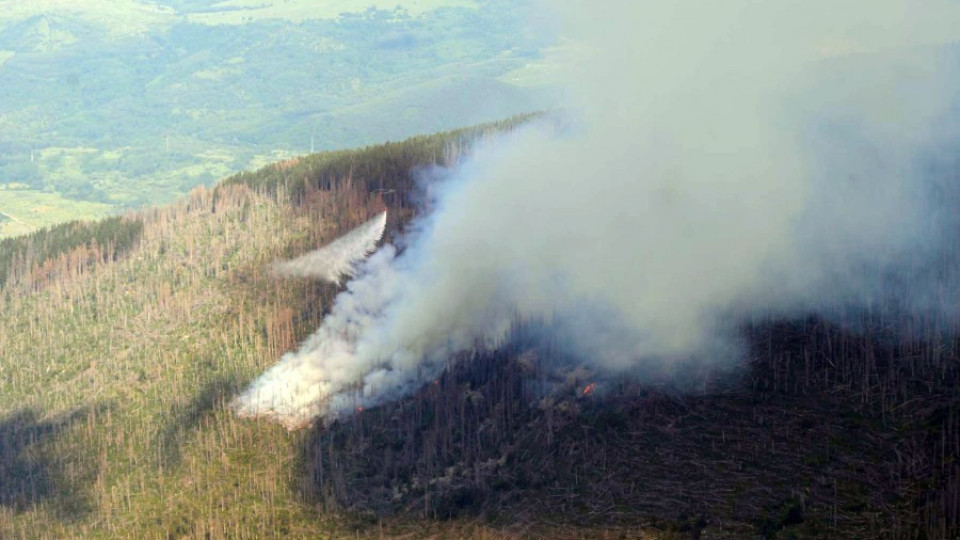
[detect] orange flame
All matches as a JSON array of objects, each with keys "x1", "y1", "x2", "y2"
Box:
[{"x1": 583, "y1": 383, "x2": 597, "y2": 396}]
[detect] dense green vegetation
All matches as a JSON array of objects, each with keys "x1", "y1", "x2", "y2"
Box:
[
  {"x1": 0, "y1": 215, "x2": 143, "y2": 288},
  {"x1": 0, "y1": 0, "x2": 555, "y2": 236}
]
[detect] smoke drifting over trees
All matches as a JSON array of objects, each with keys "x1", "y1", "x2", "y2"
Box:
[
  {"x1": 233, "y1": 212, "x2": 389, "y2": 428},
  {"x1": 270, "y1": 211, "x2": 387, "y2": 285},
  {"x1": 237, "y1": 0, "x2": 960, "y2": 426}
]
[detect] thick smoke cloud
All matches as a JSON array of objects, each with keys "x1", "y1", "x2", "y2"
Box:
[{"x1": 235, "y1": 0, "x2": 960, "y2": 427}]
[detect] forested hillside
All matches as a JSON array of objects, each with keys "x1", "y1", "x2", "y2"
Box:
[
  {"x1": 1, "y1": 116, "x2": 959, "y2": 539},
  {"x1": 0, "y1": 117, "x2": 576, "y2": 539}
]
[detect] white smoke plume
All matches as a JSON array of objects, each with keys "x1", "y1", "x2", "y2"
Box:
[
  {"x1": 235, "y1": 0, "x2": 960, "y2": 427},
  {"x1": 270, "y1": 211, "x2": 387, "y2": 284},
  {"x1": 233, "y1": 211, "x2": 388, "y2": 428}
]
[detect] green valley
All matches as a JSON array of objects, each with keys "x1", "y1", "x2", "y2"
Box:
[{"x1": 0, "y1": 0, "x2": 558, "y2": 237}]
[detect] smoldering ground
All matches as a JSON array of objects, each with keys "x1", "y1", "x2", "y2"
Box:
[{"x1": 235, "y1": 0, "x2": 960, "y2": 427}]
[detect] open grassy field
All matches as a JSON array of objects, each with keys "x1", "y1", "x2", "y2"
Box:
[
  {"x1": 0, "y1": 188, "x2": 114, "y2": 238},
  {"x1": 188, "y1": 0, "x2": 477, "y2": 24}
]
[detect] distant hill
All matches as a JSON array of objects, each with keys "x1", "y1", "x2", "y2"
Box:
[{"x1": 0, "y1": 0, "x2": 558, "y2": 237}]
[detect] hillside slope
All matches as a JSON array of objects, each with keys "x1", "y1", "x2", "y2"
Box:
[
  {"x1": 0, "y1": 118, "x2": 562, "y2": 539},
  {"x1": 1, "y1": 116, "x2": 958, "y2": 539}
]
